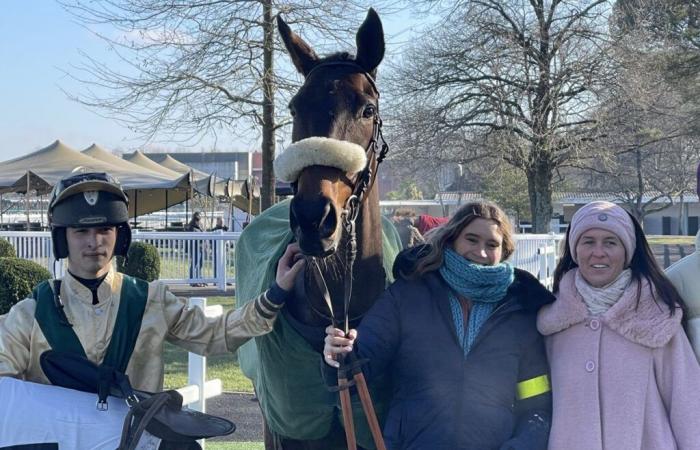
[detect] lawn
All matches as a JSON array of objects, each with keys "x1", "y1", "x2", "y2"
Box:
[{"x1": 646, "y1": 235, "x2": 695, "y2": 245}]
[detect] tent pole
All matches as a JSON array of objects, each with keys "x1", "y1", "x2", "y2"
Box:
[
  {"x1": 25, "y1": 176, "x2": 30, "y2": 231},
  {"x1": 133, "y1": 191, "x2": 138, "y2": 228},
  {"x1": 185, "y1": 191, "x2": 189, "y2": 226},
  {"x1": 165, "y1": 190, "x2": 169, "y2": 230}
]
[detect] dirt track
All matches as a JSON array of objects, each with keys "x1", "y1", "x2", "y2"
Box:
[{"x1": 207, "y1": 392, "x2": 264, "y2": 442}]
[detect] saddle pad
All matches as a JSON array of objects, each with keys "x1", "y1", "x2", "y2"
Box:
[{"x1": 0, "y1": 377, "x2": 160, "y2": 450}]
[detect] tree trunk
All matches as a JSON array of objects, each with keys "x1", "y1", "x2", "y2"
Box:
[
  {"x1": 527, "y1": 162, "x2": 553, "y2": 233},
  {"x1": 260, "y1": 0, "x2": 276, "y2": 211}
]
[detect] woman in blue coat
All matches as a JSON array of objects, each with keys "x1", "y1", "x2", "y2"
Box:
[{"x1": 324, "y1": 202, "x2": 553, "y2": 450}]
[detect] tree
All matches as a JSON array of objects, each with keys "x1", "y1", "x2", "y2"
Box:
[
  {"x1": 387, "y1": 0, "x2": 611, "y2": 232},
  {"x1": 580, "y1": 27, "x2": 700, "y2": 225},
  {"x1": 60, "y1": 0, "x2": 387, "y2": 210},
  {"x1": 386, "y1": 180, "x2": 424, "y2": 200}
]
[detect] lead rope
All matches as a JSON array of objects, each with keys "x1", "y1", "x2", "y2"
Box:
[{"x1": 334, "y1": 196, "x2": 386, "y2": 450}]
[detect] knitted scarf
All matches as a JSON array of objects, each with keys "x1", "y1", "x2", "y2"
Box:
[
  {"x1": 575, "y1": 268, "x2": 632, "y2": 316},
  {"x1": 439, "y1": 248, "x2": 515, "y2": 355}
]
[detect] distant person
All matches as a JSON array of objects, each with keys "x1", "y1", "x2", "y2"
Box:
[
  {"x1": 211, "y1": 217, "x2": 229, "y2": 232},
  {"x1": 187, "y1": 211, "x2": 205, "y2": 287},
  {"x1": 538, "y1": 201, "x2": 700, "y2": 449},
  {"x1": 391, "y1": 208, "x2": 424, "y2": 249},
  {"x1": 416, "y1": 214, "x2": 449, "y2": 235}
]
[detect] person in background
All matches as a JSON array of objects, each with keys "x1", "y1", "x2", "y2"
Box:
[
  {"x1": 187, "y1": 211, "x2": 205, "y2": 287},
  {"x1": 537, "y1": 201, "x2": 700, "y2": 449},
  {"x1": 325, "y1": 201, "x2": 553, "y2": 449},
  {"x1": 391, "y1": 208, "x2": 424, "y2": 249}
]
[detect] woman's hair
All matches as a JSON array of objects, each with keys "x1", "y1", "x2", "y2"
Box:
[
  {"x1": 406, "y1": 201, "x2": 515, "y2": 278},
  {"x1": 553, "y1": 212, "x2": 687, "y2": 318}
]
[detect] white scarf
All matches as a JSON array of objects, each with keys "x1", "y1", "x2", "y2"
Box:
[{"x1": 575, "y1": 268, "x2": 633, "y2": 316}]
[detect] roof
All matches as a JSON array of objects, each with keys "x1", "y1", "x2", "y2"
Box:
[{"x1": 435, "y1": 191, "x2": 700, "y2": 204}]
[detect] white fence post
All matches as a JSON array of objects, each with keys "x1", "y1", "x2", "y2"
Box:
[{"x1": 217, "y1": 230, "x2": 226, "y2": 291}]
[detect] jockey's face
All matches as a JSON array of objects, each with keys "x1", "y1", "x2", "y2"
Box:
[{"x1": 66, "y1": 226, "x2": 117, "y2": 279}]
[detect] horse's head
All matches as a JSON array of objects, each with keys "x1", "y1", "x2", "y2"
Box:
[{"x1": 276, "y1": 9, "x2": 385, "y2": 257}]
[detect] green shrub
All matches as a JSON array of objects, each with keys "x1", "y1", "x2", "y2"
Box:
[
  {"x1": 117, "y1": 241, "x2": 161, "y2": 282},
  {"x1": 0, "y1": 258, "x2": 52, "y2": 315},
  {"x1": 0, "y1": 238, "x2": 16, "y2": 258}
]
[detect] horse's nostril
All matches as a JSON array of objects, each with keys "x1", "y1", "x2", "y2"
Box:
[{"x1": 290, "y1": 196, "x2": 338, "y2": 238}]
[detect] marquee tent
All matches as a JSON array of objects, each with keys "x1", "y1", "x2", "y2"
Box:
[
  {"x1": 147, "y1": 154, "x2": 216, "y2": 197},
  {"x1": 0, "y1": 140, "x2": 191, "y2": 217},
  {"x1": 81, "y1": 144, "x2": 191, "y2": 216}
]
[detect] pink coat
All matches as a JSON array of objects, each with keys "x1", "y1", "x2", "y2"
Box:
[{"x1": 537, "y1": 270, "x2": 700, "y2": 450}]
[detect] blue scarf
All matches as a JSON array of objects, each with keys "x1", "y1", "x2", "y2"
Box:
[{"x1": 439, "y1": 248, "x2": 515, "y2": 355}]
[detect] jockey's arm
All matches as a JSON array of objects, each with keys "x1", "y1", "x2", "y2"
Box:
[
  {"x1": 162, "y1": 281, "x2": 291, "y2": 355},
  {"x1": 164, "y1": 242, "x2": 303, "y2": 355}
]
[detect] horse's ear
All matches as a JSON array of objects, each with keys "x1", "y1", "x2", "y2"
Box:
[
  {"x1": 278, "y1": 15, "x2": 319, "y2": 76},
  {"x1": 355, "y1": 8, "x2": 385, "y2": 77}
]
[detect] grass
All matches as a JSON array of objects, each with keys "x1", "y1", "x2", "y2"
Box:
[
  {"x1": 162, "y1": 295, "x2": 255, "y2": 393},
  {"x1": 206, "y1": 443, "x2": 264, "y2": 450},
  {"x1": 646, "y1": 235, "x2": 695, "y2": 245}
]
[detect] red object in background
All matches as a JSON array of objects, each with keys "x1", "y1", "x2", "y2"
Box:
[{"x1": 416, "y1": 215, "x2": 449, "y2": 235}]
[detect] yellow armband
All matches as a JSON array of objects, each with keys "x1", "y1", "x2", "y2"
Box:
[{"x1": 516, "y1": 375, "x2": 550, "y2": 400}]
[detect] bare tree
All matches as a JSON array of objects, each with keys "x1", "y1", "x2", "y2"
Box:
[
  {"x1": 580, "y1": 28, "x2": 700, "y2": 225},
  {"x1": 386, "y1": 0, "x2": 612, "y2": 232},
  {"x1": 60, "y1": 0, "x2": 393, "y2": 210}
]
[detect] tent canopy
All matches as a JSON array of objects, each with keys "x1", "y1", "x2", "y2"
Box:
[
  {"x1": 149, "y1": 154, "x2": 216, "y2": 197},
  {"x1": 0, "y1": 140, "x2": 191, "y2": 217}
]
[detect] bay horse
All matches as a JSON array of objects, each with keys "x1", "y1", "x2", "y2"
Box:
[{"x1": 235, "y1": 8, "x2": 397, "y2": 450}]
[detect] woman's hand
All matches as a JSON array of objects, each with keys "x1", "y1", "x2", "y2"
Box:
[
  {"x1": 276, "y1": 243, "x2": 305, "y2": 291},
  {"x1": 323, "y1": 326, "x2": 357, "y2": 368}
]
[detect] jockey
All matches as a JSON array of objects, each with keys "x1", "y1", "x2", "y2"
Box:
[{"x1": 0, "y1": 172, "x2": 304, "y2": 392}]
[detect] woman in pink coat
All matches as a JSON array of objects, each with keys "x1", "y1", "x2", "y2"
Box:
[{"x1": 537, "y1": 201, "x2": 700, "y2": 450}]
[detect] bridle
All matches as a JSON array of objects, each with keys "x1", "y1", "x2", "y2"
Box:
[{"x1": 290, "y1": 60, "x2": 389, "y2": 450}]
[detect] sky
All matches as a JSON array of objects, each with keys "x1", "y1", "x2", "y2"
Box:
[{"x1": 0, "y1": 1, "x2": 421, "y2": 161}]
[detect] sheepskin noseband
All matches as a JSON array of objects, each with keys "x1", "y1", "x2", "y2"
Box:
[{"x1": 273, "y1": 137, "x2": 367, "y2": 182}]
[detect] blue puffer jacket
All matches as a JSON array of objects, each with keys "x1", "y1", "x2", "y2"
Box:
[{"x1": 351, "y1": 247, "x2": 555, "y2": 450}]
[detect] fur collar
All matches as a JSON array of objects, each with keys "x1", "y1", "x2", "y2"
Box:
[
  {"x1": 273, "y1": 137, "x2": 367, "y2": 182},
  {"x1": 537, "y1": 269, "x2": 682, "y2": 348}
]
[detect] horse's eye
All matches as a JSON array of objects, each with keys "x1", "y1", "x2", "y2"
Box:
[
  {"x1": 289, "y1": 108, "x2": 296, "y2": 117},
  {"x1": 362, "y1": 104, "x2": 376, "y2": 119}
]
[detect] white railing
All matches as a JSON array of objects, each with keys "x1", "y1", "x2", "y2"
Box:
[
  {"x1": 512, "y1": 233, "x2": 564, "y2": 290},
  {"x1": 0, "y1": 230, "x2": 564, "y2": 289},
  {"x1": 131, "y1": 230, "x2": 240, "y2": 290}
]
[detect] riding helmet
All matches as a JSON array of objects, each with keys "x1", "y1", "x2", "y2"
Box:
[{"x1": 47, "y1": 172, "x2": 131, "y2": 259}]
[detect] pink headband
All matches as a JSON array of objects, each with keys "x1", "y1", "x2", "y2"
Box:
[{"x1": 568, "y1": 201, "x2": 636, "y2": 265}]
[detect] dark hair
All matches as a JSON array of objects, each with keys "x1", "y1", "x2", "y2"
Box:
[
  {"x1": 553, "y1": 212, "x2": 687, "y2": 319},
  {"x1": 404, "y1": 201, "x2": 515, "y2": 278}
]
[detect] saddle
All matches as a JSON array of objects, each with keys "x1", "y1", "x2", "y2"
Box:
[{"x1": 40, "y1": 351, "x2": 235, "y2": 450}]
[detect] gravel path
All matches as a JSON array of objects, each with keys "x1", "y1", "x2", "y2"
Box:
[{"x1": 206, "y1": 392, "x2": 264, "y2": 442}]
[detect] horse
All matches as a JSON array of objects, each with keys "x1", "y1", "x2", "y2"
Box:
[{"x1": 234, "y1": 8, "x2": 401, "y2": 450}]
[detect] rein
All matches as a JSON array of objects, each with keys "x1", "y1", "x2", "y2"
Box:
[{"x1": 296, "y1": 61, "x2": 389, "y2": 450}]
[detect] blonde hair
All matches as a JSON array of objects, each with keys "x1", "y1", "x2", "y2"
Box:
[{"x1": 403, "y1": 202, "x2": 515, "y2": 278}]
